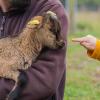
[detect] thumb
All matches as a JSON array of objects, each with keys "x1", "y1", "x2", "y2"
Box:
[{"x1": 80, "y1": 42, "x2": 92, "y2": 50}]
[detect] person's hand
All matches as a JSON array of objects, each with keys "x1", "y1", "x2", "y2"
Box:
[{"x1": 72, "y1": 35, "x2": 97, "y2": 50}]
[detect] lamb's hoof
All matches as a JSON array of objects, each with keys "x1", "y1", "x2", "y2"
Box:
[{"x1": 7, "y1": 91, "x2": 19, "y2": 100}]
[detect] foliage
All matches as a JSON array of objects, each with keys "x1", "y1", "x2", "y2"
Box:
[
  {"x1": 78, "y1": 0, "x2": 100, "y2": 8},
  {"x1": 76, "y1": 21, "x2": 92, "y2": 31}
]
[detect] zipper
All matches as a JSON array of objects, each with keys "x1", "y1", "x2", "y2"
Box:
[{"x1": 0, "y1": 15, "x2": 6, "y2": 38}]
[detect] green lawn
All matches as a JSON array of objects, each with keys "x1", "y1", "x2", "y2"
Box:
[{"x1": 64, "y1": 11, "x2": 100, "y2": 100}]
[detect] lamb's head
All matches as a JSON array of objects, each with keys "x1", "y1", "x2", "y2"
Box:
[{"x1": 26, "y1": 11, "x2": 65, "y2": 49}]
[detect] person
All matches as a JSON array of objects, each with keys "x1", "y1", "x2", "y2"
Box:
[
  {"x1": 72, "y1": 35, "x2": 100, "y2": 60},
  {"x1": 0, "y1": 0, "x2": 68, "y2": 100}
]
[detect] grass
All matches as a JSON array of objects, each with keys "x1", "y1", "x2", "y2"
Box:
[{"x1": 64, "y1": 11, "x2": 100, "y2": 100}]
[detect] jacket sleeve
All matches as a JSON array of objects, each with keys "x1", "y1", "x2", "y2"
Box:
[
  {"x1": 87, "y1": 40, "x2": 100, "y2": 60},
  {"x1": 0, "y1": 3, "x2": 68, "y2": 100}
]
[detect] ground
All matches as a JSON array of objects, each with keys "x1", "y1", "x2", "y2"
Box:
[{"x1": 64, "y1": 11, "x2": 100, "y2": 100}]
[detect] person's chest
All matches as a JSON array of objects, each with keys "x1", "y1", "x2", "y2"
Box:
[
  {"x1": 0, "y1": 0, "x2": 54, "y2": 38},
  {"x1": 0, "y1": 14, "x2": 26, "y2": 38}
]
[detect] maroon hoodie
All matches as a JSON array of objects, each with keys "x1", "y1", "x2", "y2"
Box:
[{"x1": 0, "y1": 0, "x2": 68, "y2": 100}]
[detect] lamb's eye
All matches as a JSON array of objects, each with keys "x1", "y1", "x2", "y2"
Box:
[
  {"x1": 49, "y1": 28, "x2": 58, "y2": 39},
  {"x1": 49, "y1": 28, "x2": 52, "y2": 32},
  {"x1": 49, "y1": 28, "x2": 54, "y2": 32}
]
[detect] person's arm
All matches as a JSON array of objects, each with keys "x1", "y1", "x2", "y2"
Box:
[
  {"x1": 87, "y1": 40, "x2": 100, "y2": 60},
  {"x1": 20, "y1": 4, "x2": 68, "y2": 100},
  {"x1": 0, "y1": 3, "x2": 68, "y2": 100},
  {"x1": 72, "y1": 35, "x2": 100, "y2": 60}
]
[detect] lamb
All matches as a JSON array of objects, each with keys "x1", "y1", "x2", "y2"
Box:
[{"x1": 0, "y1": 11, "x2": 64, "y2": 100}]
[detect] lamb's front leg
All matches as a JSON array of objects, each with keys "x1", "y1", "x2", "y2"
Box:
[
  {"x1": 7, "y1": 70, "x2": 28, "y2": 100},
  {"x1": 6, "y1": 71, "x2": 19, "y2": 100}
]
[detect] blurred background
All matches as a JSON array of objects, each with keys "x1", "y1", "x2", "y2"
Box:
[{"x1": 60, "y1": 0, "x2": 100, "y2": 100}]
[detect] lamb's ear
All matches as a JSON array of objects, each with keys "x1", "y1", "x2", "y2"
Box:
[{"x1": 49, "y1": 15, "x2": 61, "y2": 40}]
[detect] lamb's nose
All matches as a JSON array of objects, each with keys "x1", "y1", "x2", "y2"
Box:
[
  {"x1": 46, "y1": 11, "x2": 58, "y2": 20},
  {"x1": 57, "y1": 40, "x2": 65, "y2": 49}
]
